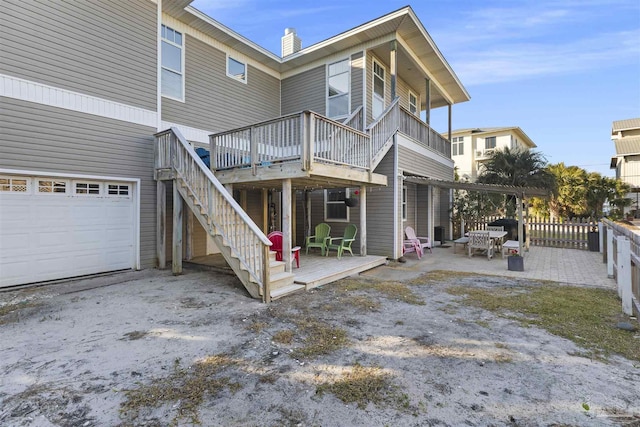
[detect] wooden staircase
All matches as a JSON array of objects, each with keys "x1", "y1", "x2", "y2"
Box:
[{"x1": 155, "y1": 127, "x2": 304, "y2": 301}]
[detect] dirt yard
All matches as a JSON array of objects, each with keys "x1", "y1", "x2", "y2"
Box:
[{"x1": 1, "y1": 265, "x2": 639, "y2": 427}]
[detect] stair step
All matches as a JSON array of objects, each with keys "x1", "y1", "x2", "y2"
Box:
[
  {"x1": 269, "y1": 260, "x2": 286, "y2": 275},
  {"x1": 269, "y1": 271, "x2": 295, "y2": 290},
  {"x1": 270, "y1": 284, "x2": 305, "y2": 300}
]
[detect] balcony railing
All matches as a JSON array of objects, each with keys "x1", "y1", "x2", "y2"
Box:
[
  {"x1": 398, "y1": 106, "x2": 451, "y2": 158},
  {"x1": 210, "y1": 111, "x2": 371, "y2": 173}
]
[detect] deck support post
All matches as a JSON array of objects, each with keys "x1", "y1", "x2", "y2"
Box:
[
  {"x1": 185, "y1": 204, "x2": 193, "y2": 261},
  {"x1": 282, "y1": 179, "x2": 292, "y2": 272},
  {"x1": 427, "y1": 185, "x2": 434, "y2": 245},
  {"x1": 172, "y1": 183, "x2": 183, "y2": 275},
  {"x1": 447, "y1": 103, "x2": 452, "y2": 142},
  {"x1": 360, "y1": 185, "x2": 367, "y2": 256},
  {"x1": 425, "y1": 77, "x2": 431, "y2": 126},
  {"x1": 262, "y1": 188, "x2": 269, "y2": 233},
  {"x1": 156, "y1": 181, "x2": 166, "y2": 269}
]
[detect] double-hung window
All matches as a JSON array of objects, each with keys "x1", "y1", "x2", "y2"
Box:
[
  {"x1": 452, "y1": 137, "x2": 464, "y2": 156},
  {"x1": 402, "y1": 186, "x2": 408, "y2": 221},
  {"x1": 161, "y1": 24, "x2": 184, "y2": 101},
  {"x1": 327, "y1": 59, "x2": 350, "y2": 118},
  {"x1": 485, "y1": 136, "x2": 496, "y2": 149},
  {"x1": 324, "y1": 188, "x2": 349, "y2": 222},
  {"x1": 372, "y1": 60, "x2": 385, "y2": 118},
  {"x1": 409, "y1": 92, "x2": 418, "y2": 115}
]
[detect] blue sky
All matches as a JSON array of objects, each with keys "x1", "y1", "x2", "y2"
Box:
[{"x1": 191, "y1": 0, "x2": 640, "y2": 177}]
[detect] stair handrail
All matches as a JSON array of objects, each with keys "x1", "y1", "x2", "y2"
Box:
[
  {"x1": 366, "y1": 97, "x2": 400, "y2": 164},
  {"x1": 342, "y1": 105, "x2": 364, "y2": 131},
  {"x1": 156, "y1": 127, "x2": 272, "y2": 289}
]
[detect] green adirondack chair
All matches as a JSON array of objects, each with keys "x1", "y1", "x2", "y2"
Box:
[
  {"x1": 306, "y1": 223, "x2": 331, "y2": 255},
  {"x1": 326, "y1": 224, "x2": 357, "y2": 259}
]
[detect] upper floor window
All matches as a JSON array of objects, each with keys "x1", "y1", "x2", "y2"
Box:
[
  {"x1": 485, "y1": 136, "x2": 496, "y2": 149},
  {"x1": 227, "y1": 56, "x2": 247, "y2": 83},
  {"x1": 324, "y1": 188, "x2": 350, "y2": 222},
  {"x1": 409, "y1": 92, "x2": 418, "y2": 115},
  {"x1": 327, "y1": 59, "x2": 350, "y2": 118},
  {"x1": 372, "y1": 60, "x2": 385, "y2": 118},
  {"x1": 161, "y1": 24, "x2": 184, "y2": 101},
  {"x1": 511, "y1": 136, "x2": 518, "y2": 149},
  {"x1": 452, "y1": 137, "x2": 464, "y2": 156}
]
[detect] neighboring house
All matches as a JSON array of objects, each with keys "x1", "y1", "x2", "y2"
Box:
[
  {"x1": 449, "y1": 127, "x2": 536, "y2": 181},
  {"x1": 610, "y1": 118, "x2": 640, "y2": 215},
  {"x1": 0, "y1": 1, "x2": 469, "y2": 300}
]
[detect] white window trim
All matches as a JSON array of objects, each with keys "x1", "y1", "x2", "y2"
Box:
[
  {"x1": 324, "y1": 188, "x2": 350, "y2": 223},
  {"x1": 326, "y1": 57, "x2": 351, "y2": 119},
  {"x1": 226, "y1": 54, "x2": 248, "y2": 84},
  {"x1": 372, "y1": 58, "x2": 386, "y2": 118},
  {"x1": 36, "y1": 178, "x2": 69, "y2": 195},
  {"x1": 106, "y1": 182, "x2": 132, "y2": 198},
  {"x1": 161, "y1": 24, "x2": 185, "y2": 103},
  {"x1": 74, "y1": 181, "x2": 103, "y2": 196},
  {"x1": 402, "y1": 185, "x2": 408, "y2": 221},
  {"x1": 408, "y1": 90, "x2": 418, "y2": 116},
  {"x1": 0, "y1": 175, "x2": 31, "y2": 194}
]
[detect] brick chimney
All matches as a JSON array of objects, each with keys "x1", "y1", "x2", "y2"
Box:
[{"x1": 281, "y1": 28, "x2": 301, "y2": 57}]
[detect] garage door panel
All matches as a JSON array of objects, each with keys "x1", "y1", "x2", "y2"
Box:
[{"x1": 0, "y1": 176, "x2": 136, "y2": 287}]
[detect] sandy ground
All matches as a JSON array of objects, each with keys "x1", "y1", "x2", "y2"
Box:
[{"x1": 1, "y1": 265, "x2": 639, "y2": 427}]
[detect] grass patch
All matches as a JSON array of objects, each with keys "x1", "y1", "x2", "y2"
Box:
[
  {"x1": 291, "y1": 318, "x2": 349, "y2": 359},
  {"x1": 447, "y1": 284, "x2": 640, "y2": 361},
  {"x1": 409, "y1": 270, "x2": 480, "y2": 285},
  {"x1": 272, "y1": 329, "x2": 294, "y2": 344},
  {"x1": 120, "y1": 331, "x2": 148, "y2": 341},
  {"x1": 338, "y1": 278, "x2": 424, "y2": 305},
  {"x1": 316, "y1": 363, "x2": 403, "y2": 409},
  {"x1": 120, "y1": 354, "x2": 240, "y2": 425},
  {"x1": 246, "y1": 321, "x2": 267, "y2": 333},
  {"x1": 0, "y1": 301, "x2": 41, "y2": 325}
]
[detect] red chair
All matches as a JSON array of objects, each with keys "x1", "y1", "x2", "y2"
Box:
[{"x1": 267, "y1": 231, "x2": 301, "y2": 268}]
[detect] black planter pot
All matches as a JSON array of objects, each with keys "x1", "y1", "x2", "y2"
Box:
[
  {"x1": 344, "y1": 198, "x2": 358, "y2": 207},
  {"x1": 508, "y1": 256, "x2": 524, "y2": 271},
  {"x1": 587, "y1": 231, "x2": 599, "y2": 252}
]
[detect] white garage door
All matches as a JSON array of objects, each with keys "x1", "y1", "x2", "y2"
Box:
[{"x1": 0, "y1": 175, "x2": 137, "y2": 288}]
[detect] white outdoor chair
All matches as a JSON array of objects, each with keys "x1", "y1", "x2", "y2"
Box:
[
  {"x1": 468, "y1": 231, "x2": 494, "y2": 260},
  {"x1": 487, "y1": 225, "x2": 505, "y2": 250}
]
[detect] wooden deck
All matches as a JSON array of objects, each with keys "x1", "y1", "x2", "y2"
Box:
[
  {"x1": 187, "y1": 252, "x2": 388, "y2": 293},
  {"x1": 293, "y1": 253, "x2": 387, "y2": 289}
]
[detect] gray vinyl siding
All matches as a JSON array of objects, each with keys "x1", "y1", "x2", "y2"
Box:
[
  {"x1": 0, "y1": 97, "x2": 157, "y2": 268},
  {"x1": 398, "y1": 146, "x2": 454, "y2": 181},
  {"x1": 367, "y1": 150, "x2": 396, "y2": 257},
  {"x1": 416, "y1": 185, "x2": 429, "y2": 237},
  {"x1": 440, "y1": 189, "x2": 451, "y2": 240},
  {"x1": 281, "y1": 65, "x2": 326, "y2": 115},
  {"x1": 350, "y1": 52, "x2": 364, "y2": 113},
  {"x1": 403, "y1": 183, "x2": 417, "y2": 232},
  {"x1": 163, "y1": 36, "x2": 280, "y2": 133},
  {"x1": 244, "y1": 190, "x2": 265, "y2": 234},
  {"x1": 397, "y1": 78, "x2": 420, "y2": 113},
  {"x1": 2, "y1": 0, "x2": 157, "y2": 111}
]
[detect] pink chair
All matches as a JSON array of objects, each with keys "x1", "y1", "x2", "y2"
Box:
[
  {"x1": 267, "y1": 231, "x2": 301, "y2": 268},
  {"x1": 405, "y1": 226, "x2": 432, "y2": 258}
]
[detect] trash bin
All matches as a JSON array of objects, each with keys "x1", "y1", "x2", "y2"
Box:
[{"x1": 434, "y1": 226, "x2": 444, "y2": 244}]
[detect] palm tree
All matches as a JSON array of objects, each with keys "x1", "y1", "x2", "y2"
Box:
[{"x1": 477, "y1": 147, "x2": 554, "y2": 216}]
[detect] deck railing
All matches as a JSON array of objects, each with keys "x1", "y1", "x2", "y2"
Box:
[
  {"x1": 342, "y1": 105, "x2": 364, "y2": 131},
  {"x1": 602, "y1": 218, "x2": 640, "y2": 317},
  {"x1": 156, "y1": 127, "x2": 272, "y2": 290},
  {"x1": 367, "y1": 97, "x2": 400, "y2": 166},
  {"x1": 398, "y1": 106, "x2": 451, "y2": 158},
  {"x1": 210, "y1": 111, "x2": 370, "y2": 172}
]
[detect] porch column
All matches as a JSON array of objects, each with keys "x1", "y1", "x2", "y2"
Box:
[
  {"x1": 427, "y1": 185, "x2": 434, "y2": 245},
  {"x1": 447, "y1": 103, "x2": 452, "y2": 141},
  {"x1": 240, "y1": 189, "x2": 247, "y2": 211},
  {"x1": 262, "y1": 188, "x2": 269, "y2": 233},
  {"x1": 156, "y1": 181, "x2": 166, "y2": 269},
  {"x1": 359, "y1": 185, "x2": 367, "y2": 256},
  {"x1": 172, "y1": 183, "x2": 183, "y2": 275},
  {"x1": 305, "y1": 190, "x2": 312, "y2": 239},
  {"x1": 390, "y1": 40, "x2": 397, "y2": 99},
  {"x1": 425, "y1": 78, "x2": 431, "y2": 125},
  {"x1": 282, "y1": 179, "x2": 293, "y2": 272}
]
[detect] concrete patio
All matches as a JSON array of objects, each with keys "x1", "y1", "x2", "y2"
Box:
[{"x1": 366, "y1": 244, "x2": 616, "y2": 289}]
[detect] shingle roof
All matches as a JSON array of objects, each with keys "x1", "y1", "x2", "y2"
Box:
[
  {"x1": 613, "y1": 136, "x2": 640, "y2": 155},
  {"x1": 612, "y1": 118, "x2": 640, "y2": 133}
]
